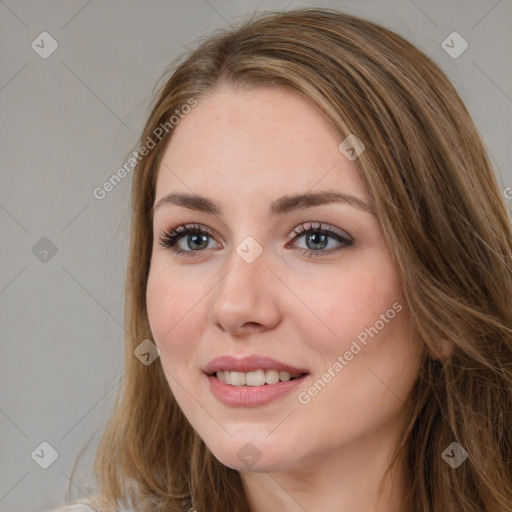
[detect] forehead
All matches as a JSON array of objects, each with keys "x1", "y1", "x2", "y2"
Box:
[{"x1": 154, "y1": 86, "x2": 369, "y2": 210}]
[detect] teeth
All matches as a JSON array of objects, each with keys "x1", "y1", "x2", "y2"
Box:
[
  {"x1": 279, "y1": 371, "x2": 291, "y2": 382},
  {"x1": 246, "y1": 370, "x2": 265, "y2": 386},
  {"x1": 230, "y1": 371, "x2": 246, "y2": 386},
  {"x1": 215, "y1": 369, "x2": 303, "y2": 386},
  {"x1": 265, "y1": 369, "x2": 280, "y2": 384}
]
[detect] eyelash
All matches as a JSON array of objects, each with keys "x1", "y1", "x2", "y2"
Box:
[{"x1": 158, "y1": 222, "x2": 353, "y2": 259}]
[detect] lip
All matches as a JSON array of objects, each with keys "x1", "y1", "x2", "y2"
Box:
[
  {"x1": 207, "y1": 374, "x2": 308, "y2": 407},
  {"x1": 204, "y1": 355, "x2": 309, "y2": 375},
  {"x1": 204, "y1": 355, "x2": 310, "y2": 407}
]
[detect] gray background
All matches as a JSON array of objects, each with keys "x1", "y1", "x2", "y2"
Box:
[{"x1": 0, "y1": 1, "x2": 511, "y2": 511}]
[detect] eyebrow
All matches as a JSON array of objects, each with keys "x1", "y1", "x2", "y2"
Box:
[{"x1": 153, "y1": 191, "x2": 375, "y2": 216}]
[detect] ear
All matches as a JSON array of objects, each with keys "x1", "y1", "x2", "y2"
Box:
[{"x1": 430, "y1": 338, "x2": 454, "y2": 360}]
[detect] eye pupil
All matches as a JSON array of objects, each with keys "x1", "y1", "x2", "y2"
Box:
[
  {"x1": 188, "y1": 233, "x2": 209, "y2": 250},
  {"x1": 307, "y1": 233, "x2": 328, "y2": 250}
]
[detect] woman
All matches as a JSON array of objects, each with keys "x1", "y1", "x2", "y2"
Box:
[{"x1": 53, "y1": 7, "x2": 512, "y2": 512}]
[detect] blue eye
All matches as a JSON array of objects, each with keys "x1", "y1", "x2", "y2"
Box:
[
  {"x1": 158, "y1": 222, "x2": 353, "y2": 259},
  {"x1": 288, "y1": 222, "x2": 353, "y2": 257},
  {"x1": 158, "y1": 224, "x2": 217, "y2": 257}
]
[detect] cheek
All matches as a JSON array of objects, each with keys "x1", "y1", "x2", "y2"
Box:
[
  {"x1": 295, "y1": 255, "x2": 418, "y2": 430},
  {"x1": 146, "y1": 259, "x2": 207, "y2": 365},
  {"x1": 291, "y1": 251, "x2": 403, "y2": 357},
  {"x1": 293, "y1": 251, "x2": 418, "y2": 412}
]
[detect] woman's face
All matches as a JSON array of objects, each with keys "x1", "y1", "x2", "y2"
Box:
[{"x1": 146, "y1": 86, "x2": 421, "y2": 473}]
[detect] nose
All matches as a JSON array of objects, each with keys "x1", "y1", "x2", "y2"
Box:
[{"x1": 208, "y1": 243, "x2": 282, "y2": 336}]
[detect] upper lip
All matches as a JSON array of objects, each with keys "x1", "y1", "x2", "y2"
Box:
[{"x1": 204, "y1": 355, "x2": 309, "y2": 375}]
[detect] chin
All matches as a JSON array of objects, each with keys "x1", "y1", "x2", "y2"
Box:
[{"x1": 203, "y1": 432, "x2": 303, "y2": 473}]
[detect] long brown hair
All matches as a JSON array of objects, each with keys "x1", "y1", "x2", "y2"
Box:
[{"x1": 77, "y1": 7, "x2": 512, "y2": 511}]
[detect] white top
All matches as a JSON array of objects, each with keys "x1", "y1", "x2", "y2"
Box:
[
  {"x1": 46, "y1": 497, "x2": 191, "y2": 512},
  {"x1": 45, "y1": 502, "x2": 136, "y2": 512},
  {"x1": 47, "y1": 506, "x2": 97, "y2": 512}
]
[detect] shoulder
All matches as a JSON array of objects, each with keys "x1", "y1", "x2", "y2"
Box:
[
  {"x1": 44, "y1": 496, "x2": 189, "y2": 512},
  {"x1": 45, "y1": 504, "x2": 97, "y2": 512},
  {"x1": 43, "y1": 500, "x2": 137, "y2": 512}
]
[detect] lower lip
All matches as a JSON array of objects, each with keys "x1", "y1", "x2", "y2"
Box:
[{"x1": 207, "y1": 374, "x2": 308, "y2": 407}]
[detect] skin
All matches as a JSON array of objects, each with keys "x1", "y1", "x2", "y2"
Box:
[{"x1": 146, "y1": 85, "x2": 423, "y2": 512}]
